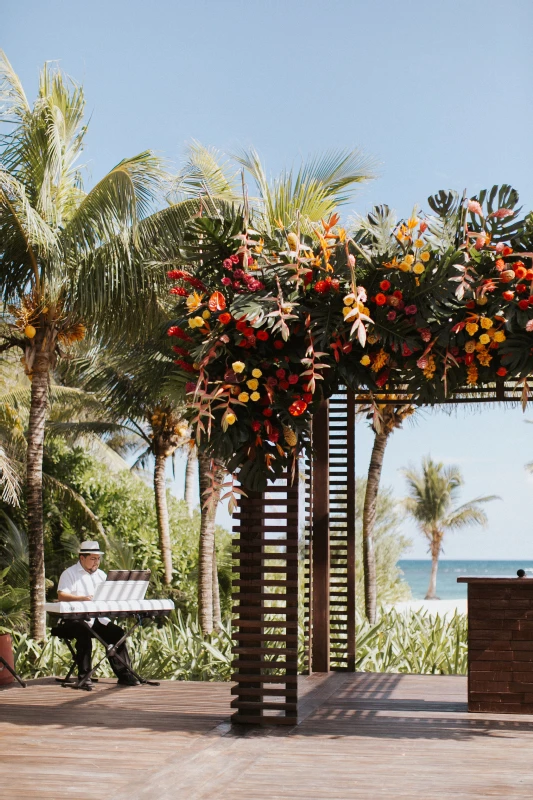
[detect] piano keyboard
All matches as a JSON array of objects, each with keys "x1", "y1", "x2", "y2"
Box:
[{"x1": 45, "y1": 599, "x2": 175, "y2": 620}]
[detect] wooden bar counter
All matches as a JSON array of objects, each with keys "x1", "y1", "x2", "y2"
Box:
[{"x1": 459, "y1": 575, "x2": 533, "y2": 713}]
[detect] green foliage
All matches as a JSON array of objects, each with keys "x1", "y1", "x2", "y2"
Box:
[
  {"x1": 11, "y1": 611, "x2": 233, "y2": 681},
  {"x1": 355, "y1": 609, "x2": 467, "y2": 675}
]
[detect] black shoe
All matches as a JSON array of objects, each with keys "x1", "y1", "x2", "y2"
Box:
[
  {"x1": 76, "y1": 677, "x2": 94, "y2": 691},
  {"x1": 117, "y1": 675, "x2": 140, "y2": 686}
]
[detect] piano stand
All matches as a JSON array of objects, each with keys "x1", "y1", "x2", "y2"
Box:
[
  {"x1": 76, "y1": 615, "x2": 160, "y2": 690},
  {"x1": 0, "y1": 656, "x2": 27, "y2": 688}
]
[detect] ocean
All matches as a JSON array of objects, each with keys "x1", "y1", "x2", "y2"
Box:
[{"x1": 398, "y1": 560, "x2": 533, "y2": 600}]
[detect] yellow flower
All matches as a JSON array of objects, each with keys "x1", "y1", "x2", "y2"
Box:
[
  {"x1": 399, "y1": 261, "x2": 411, "y2": 272},
  {"x1": 464, "y1": 341, "x2": 476, "y2": 353},
  {"x1": 188, "y1": 316, "x2": 204, "y2": 328},
  {"x1": 404, "y1": 254, "x2": 415, "y2": 266},
  {"x1": 232, "y1": 361, "x2": 245, "y2": 373},
  {"x1": 420, "y1": 251, "x2": 430, "y2": 262},
  {"x1": 343, "y1": 295, "x2": 355, "y2": 306},
  {"x1": 479, "y1": 333, "x2": 490, "y2": 345},
  {"x1": 494, "y1": 331, "x2": 506, "y2": 342},
  {"x1": 252, "y1": 368, "x2": 262, "y2": 378},
  {"x1": 250, "y1": 392, "x2": 260, "y2": 402},
  {"x1": 238, "y1": 392, "x2": 250, "y2": 403},
  {"x1": 465, "y1": 322, "x2": 479, "y2": 336},
  {"x1": 202, "y1": 310, "x2": 211, "y2": 320},
  {"x1": 247, "y1": 379, "x2": 259, "y2": 390},
  {"x1": 343, "y1": 306, "x2": 353, "y2": 317},
  {"x1": 466, "y1": 365, "x2": 478, "y2": 385},
  {"x1": 476, "y1": 296, "x2": 488, "y2": 306},
  {"x1": 360, "y1": 355, "x2": 371, "y2": 366},
  {"x1": 480, "y1": 317, "x2": 493, "y2": 329},
  {"x1": 186, "y1": 291, "x2": 204, "y2": 312},
  {"x1": 414, "y1": 239, "x2": 424, "y2": 248},
  {"x1": 407, "y1": 216, "x2": 419, "y2": 230},
  {"x1": 477, "y1": 350, "x2": 492, "y2": 367},
  {"x1": 225, "y1": 412, "x2": 236, "y2": 426},
  {"x1": 413, "y1": 263, "x2": 425, "y2": 275}
]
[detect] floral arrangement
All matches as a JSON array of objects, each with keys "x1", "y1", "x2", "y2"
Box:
[{"x1": 168, "y1": 187, "x2": 533, "y2": 489}]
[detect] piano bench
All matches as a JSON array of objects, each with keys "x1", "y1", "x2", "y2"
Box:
[{"x1": 50, "y1": 624, "x2": 99, "y2": 686}]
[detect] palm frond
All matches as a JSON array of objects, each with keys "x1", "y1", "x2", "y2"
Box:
[
  {"x1": 172, "y1": 141, "x2": 240, "y2": 201},
  {"x1": 42, "y1": 473, "x2": 104, "y2": 536}
]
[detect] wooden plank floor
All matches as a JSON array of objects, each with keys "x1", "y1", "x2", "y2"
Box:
[{"x1": 2, "y1": 673, "x2": 533, "y2": 799}]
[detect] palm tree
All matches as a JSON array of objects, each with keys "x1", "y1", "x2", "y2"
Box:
[
  {"x1": 360, "y1": 400, "x2": 415, "y2": 622},
  {"x1": 0, "y1": 54, "x2": 195, "y2": 637},
  {"x1": 401, "y1": 456, "x2": 498, "y2": 599}
]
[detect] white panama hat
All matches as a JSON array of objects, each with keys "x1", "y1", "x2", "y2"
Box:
[{"x1": 78, "y1": 540, "x2": 104, "y2": 555}]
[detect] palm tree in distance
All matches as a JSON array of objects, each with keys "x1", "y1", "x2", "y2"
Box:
[
  {"x1": 0, "y1": 53, "x2": 197, "y2": 637},
  {"x1": 401, "y1": 456, "x2": 498, "y2": 599},
  {"x1": 360, "y1": 399, "x2": 415, "y2": 623}
]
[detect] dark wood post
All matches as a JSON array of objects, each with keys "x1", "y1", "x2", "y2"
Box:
[
  {"x1": 231, "y1": 472, "x2": 299, "y2": 725},
  {"x1": 311, "y1": 400, "x2": 330, "y2": 673}
]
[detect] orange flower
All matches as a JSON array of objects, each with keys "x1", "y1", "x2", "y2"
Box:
[
  {"x1": 208, "y1": 291, "x2": 226, "y2": 311},
  {"x1": 375, "y1": 293, "x2": 387, "y2": 306},
  {"x1": 218, "y1": 312, "x2": 231, "y2": 324}
]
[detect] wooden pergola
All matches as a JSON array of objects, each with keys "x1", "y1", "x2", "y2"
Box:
[{"x1": 230, "y1": 380, "x2": 531, "y2": 725}]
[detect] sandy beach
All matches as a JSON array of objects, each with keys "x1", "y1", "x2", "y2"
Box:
[{"x1": 389, "y1": 598, "x2": 467, "y2": 616}]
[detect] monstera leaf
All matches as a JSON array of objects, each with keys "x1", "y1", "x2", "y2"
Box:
[
  {"x1": 468, "y1": 185, "x2": 523, "y2": 243},
  {"x1": 426, "y1": 190, "x2": 464, "y2": 251}
]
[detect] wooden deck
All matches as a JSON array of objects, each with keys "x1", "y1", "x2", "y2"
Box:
[{"x1": 2, "y1": 672, "x2": 533, "y2": 799}]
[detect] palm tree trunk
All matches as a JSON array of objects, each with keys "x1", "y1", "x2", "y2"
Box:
[
  {"x1": 184, "y1": 446, "x2": 197, "y2": 517},
  {"x1": 212, "y1": 539, "x2": 222, "y2": 631},
  {"x1": 426, "y1": 537, "x2": 441, "y2": 599},
  {"x1": 198, "y1": 452, "x2": 224, "y2": 634},
  {"x1": 26, "y1": 347, "x2": 51, "y2": 640},
  {"x1": 153, "y1": 453, "x2": 173, "y2": 585},
  {"x1": 362, "y1": 431, "x2": 389, "y2": 624}
]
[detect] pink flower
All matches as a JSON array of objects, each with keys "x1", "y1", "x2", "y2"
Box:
[
  {"x1": 418, "y1": 328, "x2": 432, "y2": 342},
  {"x1": 223, "y1": 259, "x2": 233, "y2": 270},
  {"x1": 233, "y1": 281, "x2": 241, "y2": 289},
  {"x1": 230, "y1": 254, "x2": 240, "y2": 264},
  {"x1": 402, "y1": 343, "x2": 413, "y2": 357},
  {"x1": 185, "y1": 381, "x2": 197, "y2": 393},
  {"x1": 233, "y1": 269, "x2": 244, "y2": 279},
  {"x1": 490, "y1": 208, "x2": 514, "y2": 219},
  {"x1": 474, "y1": 234, "x2": 486, "y2": 250},
  {"x1": 221, "y1": 277, "x2": 232, "y2": 286},
  {"x1": 526, "y1": 319, "x2": 533, "y2": 332},
  {"x1": 468, "y1": 200, "x2": 483, "y2": 216},
  {"x1": 348, "y1": 254, "x2": 356, "y2": 268},
  {"x1": 266, "y1": 376, "x2": 278, "y2": 387},
  {"x1": 405, "y1": 304, "x2": 417, "y2": 315},
  {"x1": 419, "y1": 221, "x2": 428, "y2": 233},
  {"x1": 495, "y1": 242, "x2": 505, "y2": 253},
  {"x1": 386, "y1": 310, "x2": 397, "y2": 321}
]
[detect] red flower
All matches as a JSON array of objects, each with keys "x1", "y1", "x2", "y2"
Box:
[
  {"x1": 251, "y1": 421, "x2": 261, "y2": 432},
  {"x1": 167, "y1": 269, "x2": 187, "y2": 280},
  {"x1": 185, "y1": 381, "x2": 196, "y2": 393},
  {"x1": 289, "y1": 400, "x2": 308, "y2": 416},
  {"x1": 257, "y1": 330, "x2": 269, "y2": 341},
  {"x1": 273, "y1": 340, "x2": 284, "y2": 350},
  {"x1": 375, "y1": 293, "x2": 387, "y2": 306},
  {"x1": 376, "y1": 370, "x2": 389, "y2": 388},
  {"x1": 502, "y1": 290, "x2": 515, "y2": 301},
  {"x1": 279, "y1": 380, "x2": 290, "y2": 390},
  {"x1": 236, "y1": 319, "x2": 248, "y2": 332},
  {"x1": 172, "y1": 345, "x2": 189, "y2": 356},
  {"x1": 167, "y1": 326, "x2": 191, "y2": 340},
  {"x1": 392, "y1": 290, "x2": 403, "y2": 299},
  {"x1": 218, "y1": 312, "x2": 231, "y2": 324},
  {"x1": 263, "y1": 408, "x2": 273, "y2": 417},
  {"x1": 174, "y1": 359, "x2": 197, "y2": 373},
  {"x1": 314, "y1": 280, "x2": 329, "y2": 294},
  {"x1": 516, "y1": 284, "x2": 528, "y2": 294},
  {"x1": 380, "y1": 280, "x2": 391, "y2": 291},
  {"x1": 208, "y1": 291, "x2": 226, "y2": 311},
  {"x1": 515, "y1": 266, "x2": 527, "y2": 280},
  {"x1": 526, "y1": 271, "x2": 533, "y2": 282},
  {"x1": 288, "y1": 374, "x2": 299, "y2": 385},
  {"x1": 304, "y1": 271, "x2": 314, "y2": 285},
  {"x1": 503, "y1": 247, "x2": 513, "y2": 256},
  {"x1": 230, "y1": 254, "x2": 240, "y2": 264},
  {"x1": 183, "y1": 275, "x2": 206, "y2": 290},
  {"x1": 269, "y1": 430, "x2": 280, "y2": 443},
  {"x1": 464, "y1": 353, "x2": 474, "y2": 366},
  {"x1": 518, "y1": 299, "x2": 529, "y2": 310},
  {"x1": 497, "y1": 367, "x2": 508, "y2": 377},
  {"x1": 528, "y1": 297, "x2": 533, "y2": 306},
  {"x1": 419, "y1": 221, "x2": 428, "y2": 233},
  {"x1": 331, "y1": 279, "x2": 340, "y2": 290},
  {"x1": 170, "y1": 287, "x2": 188, "y2": 296},
  {"x1": 276, "y1": 368, "x2": 286, "y2": 379},
  {"x1": 465, "y1": 300, "x2": 476, "y2": 309},
  {"x1": 303, "y1": 392, "x2": 313, "y2": 403}
]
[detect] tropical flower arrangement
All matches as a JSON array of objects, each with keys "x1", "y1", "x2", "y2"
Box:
[{"x1": 168, "y1": 187, "x2": 533, "y2": 489}]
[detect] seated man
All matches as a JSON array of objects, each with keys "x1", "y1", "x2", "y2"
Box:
[{"x1": 57, "y1": 540, "x2": 138, "y2": 689}]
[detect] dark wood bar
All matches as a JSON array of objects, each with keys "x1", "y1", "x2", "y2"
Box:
[{"x1": 459, "y1": 576, "x2": 533, "y2": 713}]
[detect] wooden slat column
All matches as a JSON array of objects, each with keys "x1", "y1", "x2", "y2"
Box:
[
  {"x1": 231, "y1": 472, "x2": 299, "y2": 725},
  {"x1": 311, "y1": 400, "x2": 330, "y2": 672}
]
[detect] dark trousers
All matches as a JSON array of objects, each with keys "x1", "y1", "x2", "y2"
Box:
[{"x1": 58, "y1": 619, "x2": 132, "y2": 679}]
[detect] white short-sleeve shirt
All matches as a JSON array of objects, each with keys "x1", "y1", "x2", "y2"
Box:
[{"x1": 58, "y1": 561, "x2": 110, "y2": 625}]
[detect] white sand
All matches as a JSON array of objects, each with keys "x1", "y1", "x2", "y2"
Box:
[{"x1": 388, "y1": 598, "x2": 467, "y2": 617}]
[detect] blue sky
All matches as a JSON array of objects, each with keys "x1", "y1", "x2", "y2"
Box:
[{"x1": 5, "y1": 0, "x2": 533, "y2": 558}]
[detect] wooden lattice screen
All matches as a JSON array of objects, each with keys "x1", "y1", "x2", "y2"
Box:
[{"x1": 231, "y1": 472, "x2": 299, "y2": 725}]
